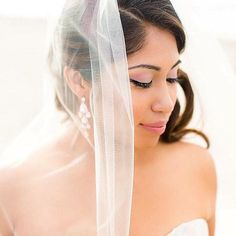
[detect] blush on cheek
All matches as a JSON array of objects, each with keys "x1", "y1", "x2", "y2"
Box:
[
  {"x1": 170, "y1": 87, "x2": 178, "y2": 104},
  {"x1": 131, "y1": 91, "x2": 146, "y2": 126},
  {"x1": 132, "y1": 105, "x2": 141, "y2": 126}
]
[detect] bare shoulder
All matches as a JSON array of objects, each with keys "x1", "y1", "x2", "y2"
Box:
[
  {"x1": 0, "y1": 163, "x2": 15, "y2": 235},
  {"x1": 0, "y1": 205, "x2": 12, "y2": 236},
  {"x1": 166, "y1": 141, "x2": 217, "y2": 223},
  {"x1": 0, "y1": 141, "x2": 69, "y2": 201},
  {"x1": 166, "y1": 141, "x2": 216, "y2": 171},
  {"x1": 0, "y1": 141, "x2": 73, "y2": 233},
  {"x1": 168, "y1": 141, "x2": 217, "y2": 188}
]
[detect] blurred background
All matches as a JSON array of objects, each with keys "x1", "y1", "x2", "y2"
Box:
[{"x1": 0, "y1": 0, "x2": 236, "y2": 235}]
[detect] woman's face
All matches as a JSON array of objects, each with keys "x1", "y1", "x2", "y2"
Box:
[{"x1": 128, "y1": 25, "x2": 180, "y2": 150}]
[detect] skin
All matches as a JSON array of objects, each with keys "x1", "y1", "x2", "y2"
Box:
[
  {"x1": 126, "y1": 25, "x2": 216, "y2": 235},
  {"x1": 0, "y1": 25, "x2": 217, "y2": 236},
  {"x1": 128, "y1": 25, "x2": 179, "y2": 154}
]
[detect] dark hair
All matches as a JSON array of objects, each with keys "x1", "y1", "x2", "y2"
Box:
[{"x1": 48, "y1": 0, "x2": 209, "y2": 148}]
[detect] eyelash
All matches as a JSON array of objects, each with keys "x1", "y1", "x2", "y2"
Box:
[
  {"x1": 130, "y1": 78, "x2": 179, "y2": 88},
  {"x1": 166, "y1": 78, "x2": 179, "y2": 84},
  {"x1": 130, "y1": 79, "x2": 152, "y2": 88}
]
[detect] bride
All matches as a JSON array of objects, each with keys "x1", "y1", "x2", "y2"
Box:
[{"x1": 0, "y1": 0, "x2": 217, "y2": 235}]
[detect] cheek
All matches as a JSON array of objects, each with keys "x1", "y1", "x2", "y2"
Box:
[
  {"x1": 169, "y1": 85, "x2": 178, "y2": 105},
  {"x1": 131, "y1": 89, "x2": 148, "y2": 125}
]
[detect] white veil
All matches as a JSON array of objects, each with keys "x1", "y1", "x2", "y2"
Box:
[{"x1": 0, "y1": 0, "x2": 134, "y2": 235}]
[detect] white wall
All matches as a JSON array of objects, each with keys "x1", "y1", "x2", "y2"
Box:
[{"x1": 0, "y1": 16, "x2": 47, "y2": 152}]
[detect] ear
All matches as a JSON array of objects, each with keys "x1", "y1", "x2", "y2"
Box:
[{"x1": 63, "y1": 66, "x2": 89, "y2": 97}]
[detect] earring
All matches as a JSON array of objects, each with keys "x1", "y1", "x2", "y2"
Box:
[{"x1": 78, "y1": 97, "x2": 91, "y2": 135}]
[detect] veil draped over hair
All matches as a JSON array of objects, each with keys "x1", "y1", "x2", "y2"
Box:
[
  {"x1": 0, "y1": 0, "x2": 236, "y2": 235},
  {"x1": 0, "y1": 0, "x2": 134, "y2": 235}
]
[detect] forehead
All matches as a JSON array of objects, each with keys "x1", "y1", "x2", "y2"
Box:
[{"x1": 127, "y1": 25, "x2": 179, "y2": 70}]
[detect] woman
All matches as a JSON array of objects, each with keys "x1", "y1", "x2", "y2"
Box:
[{"x1": 0, "y1": 0, "x2": 217, "y2": 235}]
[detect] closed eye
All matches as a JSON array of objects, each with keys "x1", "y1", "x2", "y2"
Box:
[
  {"x1": 166, "y1": 78, "x2": 179, "y2": 84},
  {"x1": 130, "y1": 79, "x2": 152, "y2": 88}
]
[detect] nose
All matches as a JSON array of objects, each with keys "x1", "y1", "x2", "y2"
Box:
[{"x1": 151, "y1": 84, "x2": 175, "y2": 114}]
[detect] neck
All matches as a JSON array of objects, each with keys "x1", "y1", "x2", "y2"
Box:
[
  {"x1": 134, "y1": 140, "x2": 164, "y2": 167},
  {"x1": 56, "y1": 121, "x2": 94, "y2": 157}
]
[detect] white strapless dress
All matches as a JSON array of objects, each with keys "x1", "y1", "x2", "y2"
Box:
[{"x1": 166, "y1": 218, "x2": 209, "y2": 236}]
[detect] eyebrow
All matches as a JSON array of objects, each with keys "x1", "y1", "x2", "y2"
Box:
[{"x1": 128, "y1": 59, "x2": 182, "y2": 71}]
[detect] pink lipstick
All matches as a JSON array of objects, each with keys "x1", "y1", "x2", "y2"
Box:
[{"x1": 140, "y1": 121, "x2": 167, "y2": 134}]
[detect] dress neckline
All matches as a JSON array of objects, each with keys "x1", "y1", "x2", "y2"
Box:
[{"x1": 166, "y1": 218, "x2": 208, "y2": 236}]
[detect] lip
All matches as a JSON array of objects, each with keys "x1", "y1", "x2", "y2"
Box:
[{"x1": 140, "y1": 121, "x2": 167, "y2": 134}]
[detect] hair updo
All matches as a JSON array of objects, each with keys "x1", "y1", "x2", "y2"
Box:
[{"x1": 48, "y1": 0, "x2": 209, "y2": 148}]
